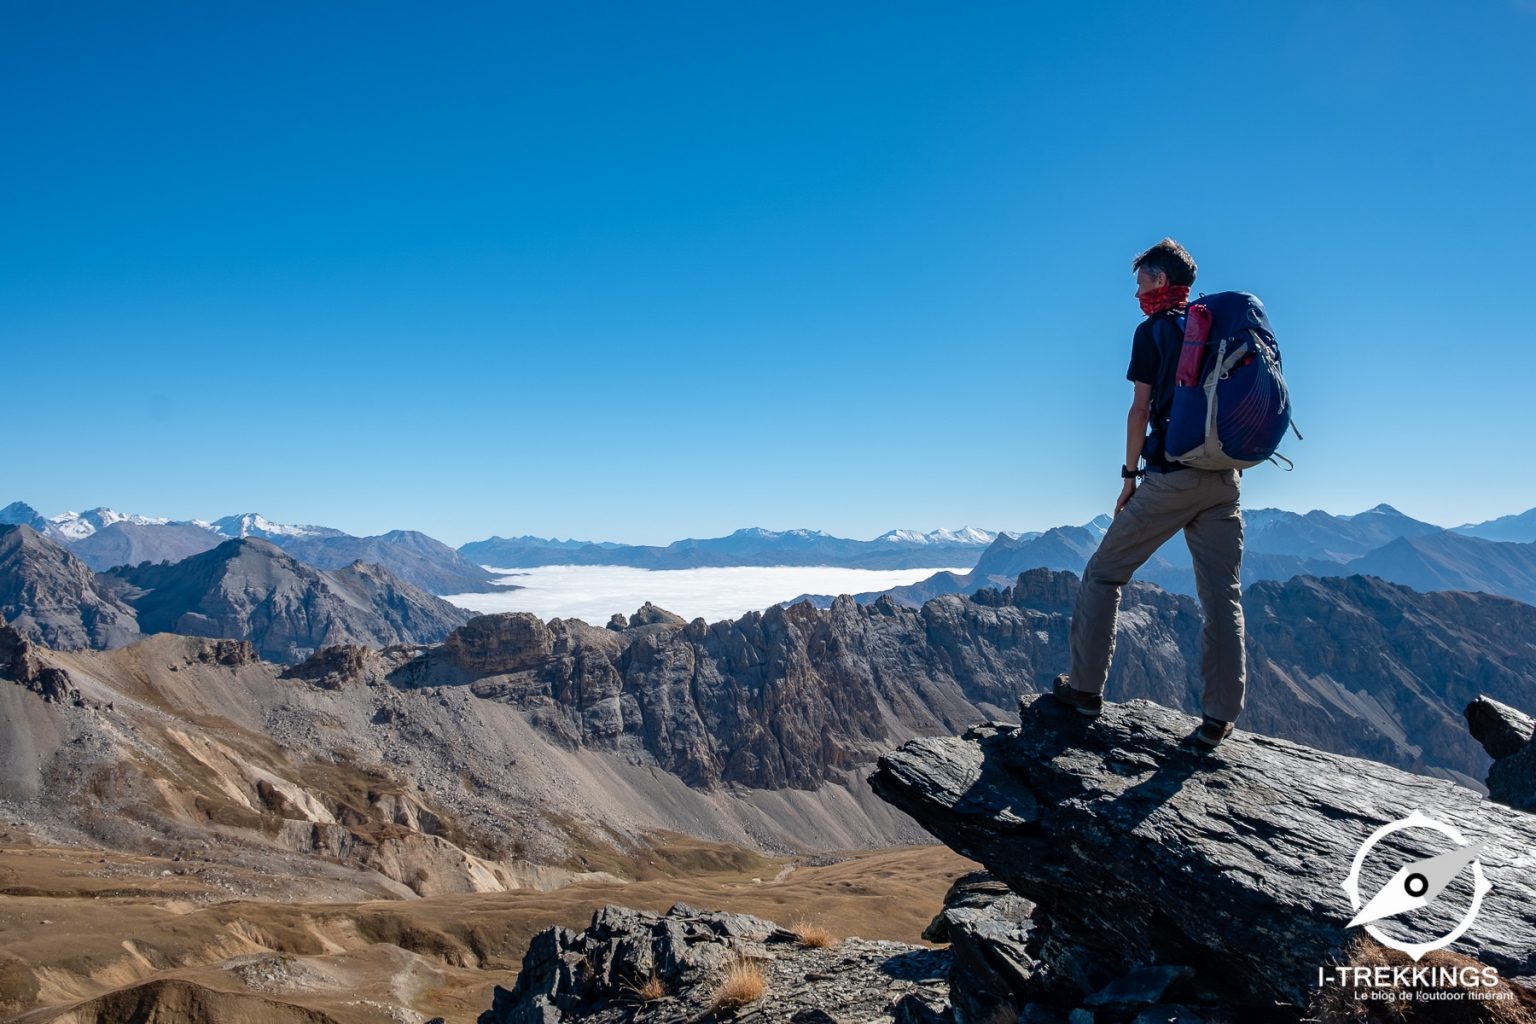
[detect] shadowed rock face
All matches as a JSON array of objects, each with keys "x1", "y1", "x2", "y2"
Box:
[
  {"x1": 869, "y1": 696, "x2": 1536, "y2": 1021},
  {"x1": 384, "y1": 594, "x2": 1010, "y2": 789}
]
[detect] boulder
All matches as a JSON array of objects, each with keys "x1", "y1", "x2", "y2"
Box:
[
  {"x1": 1465, "y1": 696, "x2": 1536, "y2": 761},
  {"x1": 1467, "y1": 695, "x2": 1536, "y2": 813}
]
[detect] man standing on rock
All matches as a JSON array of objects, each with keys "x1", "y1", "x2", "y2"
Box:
[{"x1": 1052, "y1": 238, "x2": 1245, "y2": 747}]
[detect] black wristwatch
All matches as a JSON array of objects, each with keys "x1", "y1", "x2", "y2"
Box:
[{"x1": 1121, "y1": 465, "x2": 1142, "y2": 479}]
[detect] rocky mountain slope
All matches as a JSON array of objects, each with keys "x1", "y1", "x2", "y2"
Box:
[
  {"x1": 1, "y1": 527, "x2": 469, "y2": 663},
  {"x1": 274, "y1": 528, "x2": 501, "y2": 595},
  {"x1": 0, "y1": 525, "x2": 140, "y2": 650},
  {"x1": 1347, "y1": 531, "x2": 1536, "y2": 605},
  {"x1": 107, "y1": 537, "x2": 472, "y2": 663},
  {"x1": 68, "y1": 519, "x2": 228, "y2": 570},
  {"x1": 0, "y1": 616, "x2": 937, "y2": 965},
  {"x1": 1457, "y1": 507, "x2": 1536, "y2": 543}
]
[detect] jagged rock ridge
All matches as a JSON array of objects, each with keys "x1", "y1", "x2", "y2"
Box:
[{"x1": 300, "y1": 568, "x2": 1536, "y2": 789}]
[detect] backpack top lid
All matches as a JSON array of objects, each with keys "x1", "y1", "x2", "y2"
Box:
[{"x1": 1188, "y1": 291, "x2": 1272, "y2": 340}]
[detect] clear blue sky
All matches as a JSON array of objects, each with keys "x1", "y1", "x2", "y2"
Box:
[{"x1": 5, "y1": 2, "x2": 1533, "y2": 546}]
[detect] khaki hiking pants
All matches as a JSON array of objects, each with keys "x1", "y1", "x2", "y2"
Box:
[{"x1": 1068, "y1": 467, "x2": 1246, "y2": 723}]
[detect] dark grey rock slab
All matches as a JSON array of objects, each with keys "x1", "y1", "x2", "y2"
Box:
[{"x1": 869, "y1": 696, "x2": 1536, "y2": 1021}]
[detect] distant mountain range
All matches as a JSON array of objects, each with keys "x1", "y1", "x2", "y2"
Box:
[
  {"x1": 0, "y1": 524, "x2": 470, "y2": 663},
  {"x1": 0, "y1": 501, "x2": 500, "y2": 594},
  {"x1": 784, "y1": 504, "x2": 1536, "y2": 609},
  {"x1": 8, "y1": 497, "x2": 1536, "y2": 607},
  {"x1": 458, "y1": 525, "x2": 1010, "y2": 570}
]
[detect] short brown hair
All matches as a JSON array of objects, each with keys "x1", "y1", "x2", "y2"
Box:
[{"x1": 1132, "y1": 238, "x2": 1197, "y2": 287}]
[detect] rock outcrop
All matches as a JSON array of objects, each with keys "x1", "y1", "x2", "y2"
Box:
[
  {"x1": 0, "y1": 619, "x2": 79, "y2": 703},
  {"x1": 870, "y1": 695, "x2": 1536, "y2": 1022},
  {"x1": 1467, "y1": 695, "x2": 1536, "y2": 812},
  {"x1": 281, "y1": 643, "x2": 389, "y2": 689},
  {"x1": 476, "y1": 902, "x2": 951, "y2": 1024},
  {"x1": 921, "y1": 871, "x2": 1037, "y2": 1023}
]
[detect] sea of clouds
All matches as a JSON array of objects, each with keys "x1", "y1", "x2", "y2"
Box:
[{"x1": 442, "y1": 563, "x2": 967, "y2": 625}]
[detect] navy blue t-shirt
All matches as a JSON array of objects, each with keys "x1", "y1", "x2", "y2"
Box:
[{"x1": 1125, "y1": 310, "x2": 1184, "y2": 471}]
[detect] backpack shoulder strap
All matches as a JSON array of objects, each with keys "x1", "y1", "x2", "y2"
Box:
[
  {"x1": 1149, "y1": 309, "x2": 1184, "y2": 346},
  {"x1": 1145, "y1": 311, "x2": 1183, "y2": 430}
]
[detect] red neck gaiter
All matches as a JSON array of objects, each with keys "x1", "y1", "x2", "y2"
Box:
[{"x1": 1138, "y1": 283, "x2": 1190, "y2": 317}]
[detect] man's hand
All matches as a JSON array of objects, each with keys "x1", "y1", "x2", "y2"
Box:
[{"x1": 1115, "y1": 478, "x2": 1137, "y2": 516}]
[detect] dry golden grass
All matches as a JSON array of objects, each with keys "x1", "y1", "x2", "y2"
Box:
[
  {"x1": 620, "y1": 972, "x2": 667, "y2": 1001},
  {"x1": 708, "y1": 955, "x2": 767, "y2": 1011},
  {"x1": 789, "y1": 917, "x2": 837, "y2": 948}
]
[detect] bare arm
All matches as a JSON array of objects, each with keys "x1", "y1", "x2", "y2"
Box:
[
  {"x1": 1125, "y1": 380, "x2": 1152, "y2": 471},
  {"x1": 1117, "y1": 380, "x2": 1154, "y2": 515}
]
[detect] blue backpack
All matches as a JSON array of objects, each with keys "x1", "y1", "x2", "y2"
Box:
[{"x1": 1156, "y1": 291, "x2": 1300, "y2": 470}]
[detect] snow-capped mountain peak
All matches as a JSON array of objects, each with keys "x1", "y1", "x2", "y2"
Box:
[
  {"x1": 1083, "y1": 514, "x2": 1114, "y2": 539},
  {"x1": 729, "y1": 527, "x2": 834, "y2": 541},
  {"x1": 1344, "y1": 503, "x2": 1405, "y2": 519},
  {"x1": 47, "y1": 507, "x2": 172, "y2": 540},
  {"x1": 210, "y1": 513, "x2": 340, "y2": 540},
  {"x1": 0, "y1": 501, "x2": 49, "y2": 531},
  {"x1": 874, "y1": 526, "x2": 998, "y2": 545}
]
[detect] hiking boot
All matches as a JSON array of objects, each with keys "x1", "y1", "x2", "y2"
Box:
[
  {"x1": 1050, "y1": 674, "x2": 1103, "y2": 717},
  {"x1": 1193, "y1": 716, "x2": 1234, "y2": 747}
]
